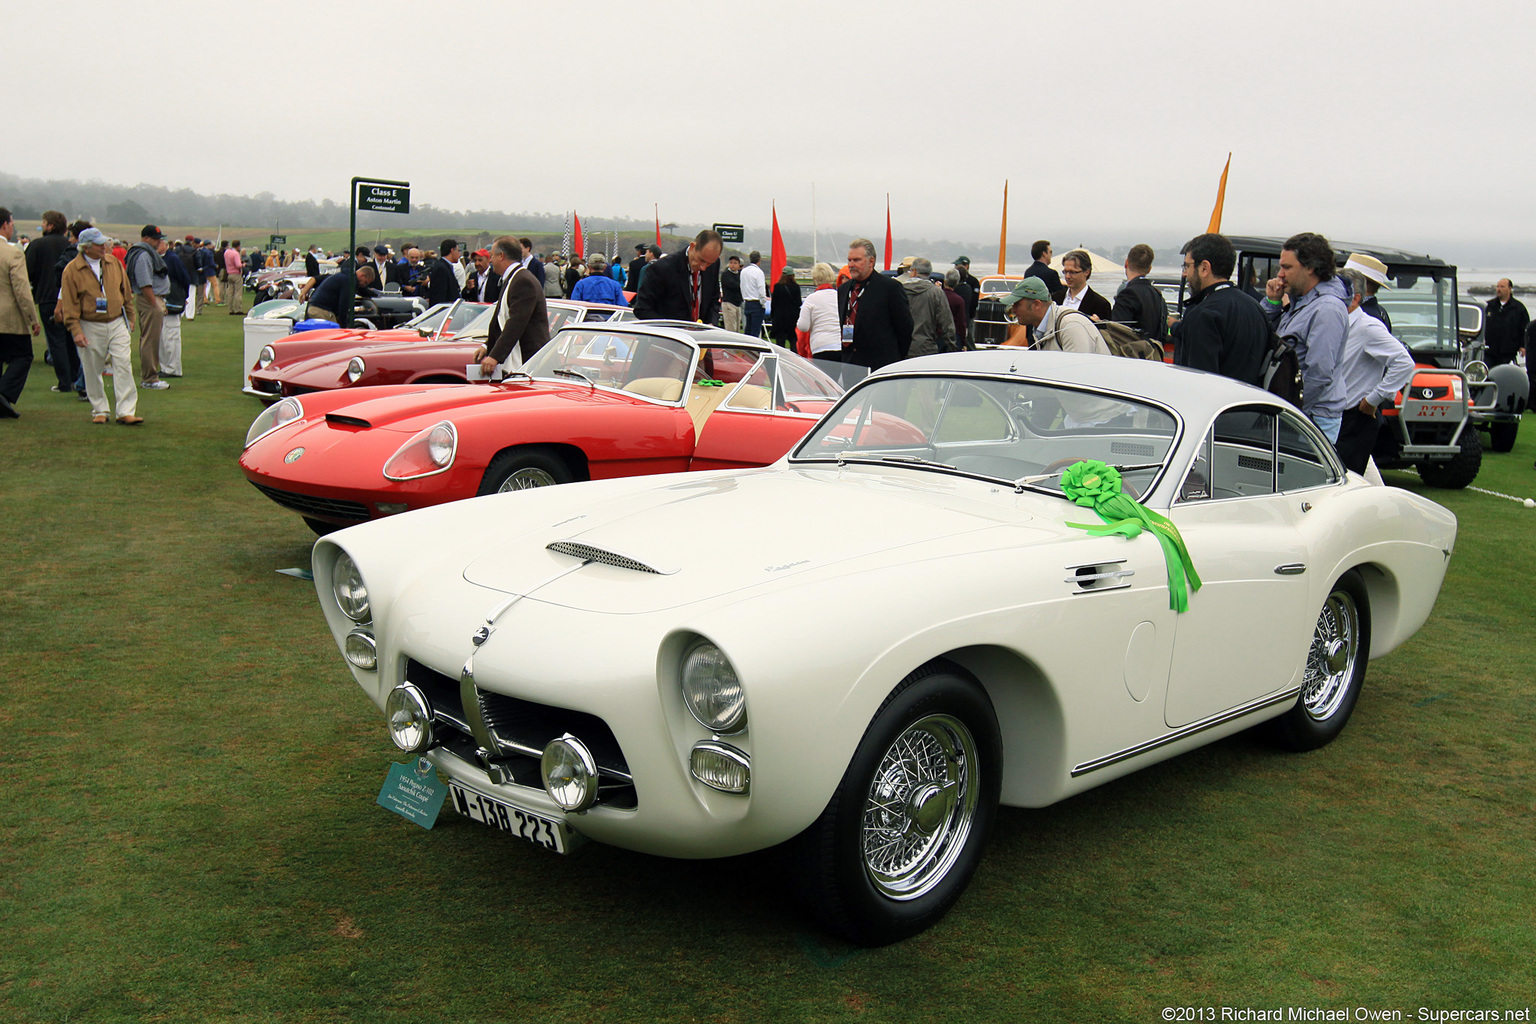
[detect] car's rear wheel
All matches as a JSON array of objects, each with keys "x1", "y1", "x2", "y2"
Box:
[
  {"x1": 477, "y1": 449, "x2": 574, "y2": 495},
  {"x1": 1416, "y1": 426, "x2": 1481, "y2": 488},
  {"x1": 1269, "y1": 570, "x2": 1370, "y2": 752},
  {"x1": 794, "y1": 666, "x2": 1001, "y2": 946}
]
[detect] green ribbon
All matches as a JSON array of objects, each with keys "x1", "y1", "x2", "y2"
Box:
[
  {"x1": 696, "y1": 379, "x2": 725, "y2": 387},
  {"x1": 1060, "y1": 460, "x2": 1202, "y2": 613}
]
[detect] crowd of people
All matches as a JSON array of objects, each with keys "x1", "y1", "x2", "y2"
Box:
[{"x1": 2, "y1": 209, "x2": 1530, "y2": 474}]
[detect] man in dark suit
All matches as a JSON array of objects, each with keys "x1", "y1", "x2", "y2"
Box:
[
  {"x1": 474, "y1": 236, "x2": 549, "y2": 371},
  {"x1": 517, "y1": 237, "x2": 546, "y2": 288},
  {"x1": 461, "y1": 249, "x2": 501, "y2": 304},
  {"x1": 836, "y1": 237, "x2": 913, "y2": 370},
  {"x1": 370, "y1": 245, "x2": 400, "y2": 290},
  {"x1": 1058, "y1": 249, "x2": 1112, "y2": 320},
  {"x1": 1110, "y1": 243, "x2": 1168, "y2": 343},
  {"x1": 304, "y1": 245, "x2": 321, "y2": 281},
  {"x1": 632, "y1": 229, "x2": 723, "y2": 323},
  {"x1": 1025, "y1": 240, "x2": 1063, "y2": 297},
  {"x1": 426, "y1": 239, "x2": 462, "y2": 306},
  {"x1": 627, "y1": 244, "x2": 649, "y2": 295}
]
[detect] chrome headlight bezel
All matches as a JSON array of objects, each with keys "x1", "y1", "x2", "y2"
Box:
[
  {"x1": 382, "y1": 420, "x2": 457, "y2": 481},
  {"x1": 346, "y1": 356, "x2": 366, "y2": 383},
  {"x1": 385, "y1": 682, "x2": 434, "y2": 752},
  {"x1": 680, "y1": 639, "x2": 747, "y2": 734},
  {"x1": 256, "y1": 344, "x2": 276, "y2": 369},
  {"x1": 541, "y1": 734, "x2": 599, "y2": 812},
  {"x1": 243, "y1": 396, "x2": 305, "y2": 449},
  {"x1": 332, "y1": 551, "x2": 370, "y2": 622}
]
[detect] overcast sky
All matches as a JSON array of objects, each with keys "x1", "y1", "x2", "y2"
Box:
[{"x1": 11, "y1": 0, "x2": 1534, "y2": 267}]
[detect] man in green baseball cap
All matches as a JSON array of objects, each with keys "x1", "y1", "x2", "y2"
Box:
[{"x1": 1002, "y1": 276, "x2": 1108, "y2": 355}]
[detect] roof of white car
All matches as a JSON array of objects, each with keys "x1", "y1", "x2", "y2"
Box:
[{"x1": 877, "y1": 350, "x2": 1278, "y2": 423}]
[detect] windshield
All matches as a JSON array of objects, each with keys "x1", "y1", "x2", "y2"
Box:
[
  {"x1": 1376, "y1": 269, "x2": 1458, "y2": 353},
  {"x1": 980, "y1": 278, "x2": 1018, "y2": 295},
  {"x1": 792, "y1": 374, "x2": 1179, "y2": 497}
]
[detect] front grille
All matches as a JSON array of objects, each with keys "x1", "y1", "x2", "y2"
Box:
[
  {"x1": 405, "y1": 659, "x2": 636, "y2": 809},
  {"x1": 251, "y1": 482, "x2": 369, "y2": 521}
]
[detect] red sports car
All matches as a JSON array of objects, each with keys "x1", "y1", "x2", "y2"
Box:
[
  {"x1": 239, "y1": 322, "x2": 845, "y2": 534},
  {"x1": 245, "y1": 299, "x2": 632, "y2": 401}
]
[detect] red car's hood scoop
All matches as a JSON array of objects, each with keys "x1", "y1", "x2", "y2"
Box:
[{"x1": 324, "y1": 381, "x2": 559, "y2": 428}]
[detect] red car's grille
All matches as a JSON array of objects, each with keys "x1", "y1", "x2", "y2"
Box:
[{"x1": 250, "y1": 482, "x2": 369, "y2": 522}]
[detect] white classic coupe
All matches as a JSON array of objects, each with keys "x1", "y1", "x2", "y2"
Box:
[{"x1": 312, "y1": 350, "x2": 1457, "y2": 945}]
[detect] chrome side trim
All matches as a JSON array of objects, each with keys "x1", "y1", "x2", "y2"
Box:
[
  {"x1": 1274, "y1": 563, "x2": 1307, "y2": 576},
  {"x1": 1064, "y1": 559, "x2": 1134, "y2": 593},
  {"x1": 1070, "y1": 687, "x2": 1302, "y2": 777}
]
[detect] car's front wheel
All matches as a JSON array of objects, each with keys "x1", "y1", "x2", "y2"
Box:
[
  {"x1": 795, "y1": 666, "x2": 1001, "y2": 945},
  {"x1": 1269, "y1": 570, "x2": 1371, "y2": 752},
  {"x1": 476, "y1": 449, "x2": 574, "y2": 495}
]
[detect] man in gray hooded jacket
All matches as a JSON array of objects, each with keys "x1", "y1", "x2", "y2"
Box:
[
  {"x1": 902, "y1": 258, "x2": 956, "y2": 357},
  {"x1": 1262, "y1": 232, "x2": 1349, "y2": 441}
]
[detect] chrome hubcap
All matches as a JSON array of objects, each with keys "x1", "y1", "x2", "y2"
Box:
[
  {"x1": 1303, "y1": 590, "x2": 1359, "y2": 721},
  {"x1": 498, "y1": 467, "x2": 557, "y2": 492},
  {"x1": 861, "y1": 714, "x2": 978, "y2": 900}
]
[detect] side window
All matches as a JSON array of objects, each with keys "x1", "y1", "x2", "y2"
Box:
[
  {"x1": 1275, "y1": 411, "x2": 1340, "y2": 491},
  {"x1": 1179, "y1": 406, "x2": 1278, "y2": 500}
]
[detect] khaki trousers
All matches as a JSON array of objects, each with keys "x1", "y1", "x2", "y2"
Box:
[
  {"x1": 79, "y1": 318, "x2": 137, "y2": 418},
  {"x1": 226, "y1": 272, "x2": 244, "y2": 314},
  {"x1": 159, "y1": 314, "x2": 182, "y2": 376},
  {"x1": 135, "y1": 295, "x2": 163, "y2": 383}
]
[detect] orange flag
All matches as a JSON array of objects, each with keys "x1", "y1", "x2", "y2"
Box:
[
  {"x1": 574, "y1": 212, "x2": 584, "y2": 259},
  {"x1": 997, "y1": 180, "x2": 1009, "y2": 275},
  {"x1": 883, "y1": 194, "x2": 893, "y2": 272},
  {"x1": 1207, "y1": 154, "x2": 1231, "y2": 233},
  {"x1": 770, "y1": 203, "x2": 787, "y2": 286}
]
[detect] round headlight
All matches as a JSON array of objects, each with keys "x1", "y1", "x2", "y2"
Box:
[
  {"x1": 1465, "y1": 361, "x2": 1488, "y2": 384},
  {"x1": 541, "y1": 734, "x2": 599, "y2": 812},
  {"x1": 243, "y1": 395, "x2": 305, "y2": 448},
  {"x1": 344, "y1": 628, "x2": 377, "y2": 671},
  {"x1": 346, "y1": 356, "x2": 365, "y2": 383},
  {"x1": 680, "y1": 640, "x2": 746, "y2": 734},
  {"x1": 385, "y1": 683, "x2": 434, "y2": 753},
  {"x1": 333, "y1": 551, "x2": 370, "y2": 622},
  {"x1": 257, "y1": 345, "x2": 276, "y2": 369},
  {"x1": 382, "y1": 420, "x2": 457, "y2": 480}
]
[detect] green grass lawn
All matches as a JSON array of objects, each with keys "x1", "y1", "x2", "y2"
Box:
[{"x1": 3, "y1": 313, "x2": 1533, "y2": 1023}]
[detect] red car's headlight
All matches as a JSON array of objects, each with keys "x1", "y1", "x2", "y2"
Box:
[
  {"x1": 244, "y1": 396, "x2": 305, "y2": 449},
  {"x1": 382, "y1": 421, "x2": 458, "y2": 480}
]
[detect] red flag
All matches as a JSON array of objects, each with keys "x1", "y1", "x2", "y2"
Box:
[
  {"x1": 655, "y1": 204, "x2": 661, "y2": 247},
  {"x1": 770, "y1": 203, "x2": 787, "y2": 287},
  {"x1": 883, "y1": 194, "x2": 893, "y2": 272},
  {"x1": 1207, "y1": 153, "x2": 1231, "y2": 233},
  {"x1": 574, "y1": 212, "x2": 584, "y2": 259}
]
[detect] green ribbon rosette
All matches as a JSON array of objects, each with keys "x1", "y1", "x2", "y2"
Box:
[{"x1": 1059, "y1": 460, "x2": 1202, "y2": 613}]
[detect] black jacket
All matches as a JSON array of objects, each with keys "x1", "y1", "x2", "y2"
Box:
[
  {"x1": 1172, "y1": 281, "x2": 1270, "y2": 387},
  {"x1": 1060, "y1": 285, "x2": 1112, "y2": 321},
  {"x1": 837, "y1": 271, "x2": 913, "y2": 369},
  {"x1": 1025, "y1": 260, "x2": 1062, "y2": 296},
  {"x1": 462, "y1": 268, "x2": 502, "y2": 305},
  {"x1": 1485, "y1": 296, "x2": 1529, "y2": 360},
  {"x1": 633, "y1": 246, "x2": 721, "y2": 324},
  {"x1": 1111, "y1": 276, "x2": 1169, "y2": 343},
  {"x1": 26, "y1": 233, "x2": 68, "y2": 308},
  {"x1": 426, "y1": 257, "x2": 460, "y2": 306},
  {"x1": 304, "y1": 251, "x2": 321, "y2": 280}
]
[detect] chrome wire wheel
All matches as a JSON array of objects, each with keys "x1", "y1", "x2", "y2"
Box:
[
  {"x1": 1303, "y1": 589, "x2": 1360, "y2": 722},
  {"x1": 860, "y1": 713, "x2": 979, "y2": 901},
  {"x1": 498, "y1": 466, "x2": 558, "y2": 492}
]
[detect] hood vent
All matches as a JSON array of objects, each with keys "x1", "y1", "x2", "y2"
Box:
[
  {"x1": 547, "y1": 541, "x2": 677, "y2": 575},
  {"x1": 325, "y1": 413, "x2": 372, "y2": 429}
]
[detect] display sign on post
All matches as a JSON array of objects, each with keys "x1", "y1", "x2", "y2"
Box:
[
  {"x1": 713, "y1": 223, "x2": 745, "y2": 244},
  {"x1": 358, "y1": 183, "x2": 411, "y2": 215},
  {"x1": 346, "y1": 176, "x2": 411, "y2": 327},
  {"x1": 269, "y1": 234, "x2": 287, "y2": 248}
]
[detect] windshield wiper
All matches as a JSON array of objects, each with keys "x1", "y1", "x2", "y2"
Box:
[
  {"x1": 836, "y1": 453, "x2": 954, "y2": 471},
  {"x1": 1015, "y1": 462, "x2": 1164, "y2": 492},
  {"x1": 553, "y1": 367, "x2": 595, "y2": 387}
]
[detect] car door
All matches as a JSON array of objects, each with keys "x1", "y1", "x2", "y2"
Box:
[
  {"x1": 690, "y1": 352, "x2": 827, "y2": 471},
  {"x1": 1162, "y1": 405, "x2": 1335, "y2": 728}
]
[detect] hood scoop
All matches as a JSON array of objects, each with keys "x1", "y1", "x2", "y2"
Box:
[
  {"x1": 325, "y1": 413, "x2": 372, "y2": 429},
  {"x1": 546, "y1": 540, "x2": 678, "y2": 576}
]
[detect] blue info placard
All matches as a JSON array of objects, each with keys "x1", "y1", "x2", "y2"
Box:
[{"x1": 377, "y1": 758, "x2": 448, "y2": 829}]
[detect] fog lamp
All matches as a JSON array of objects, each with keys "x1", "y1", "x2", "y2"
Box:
[
  {"x1": 385, "y1": 682, "x2": 434, "y2": 753},
  {"x1": 343, "y1": 628, "x2": 377, "y2": 671},
  {"x1": 541, "y1": 734, "x2": 599, "y2": 812},
  {"x1": 690, "y1": 742, "x2": 751, "y2": 794}
]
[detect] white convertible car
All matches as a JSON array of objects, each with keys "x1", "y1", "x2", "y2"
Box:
[{"x1": 312, "y1": 349, "x2": 1457, "y2": 945}]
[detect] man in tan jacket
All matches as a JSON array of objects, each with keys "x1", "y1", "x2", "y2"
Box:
[
  {"x1": 0, "y1": 207, "x2": 42, "y2": 418},
  {"x1": 58, "y1": 227, "x2": 141, "y2": 424}
]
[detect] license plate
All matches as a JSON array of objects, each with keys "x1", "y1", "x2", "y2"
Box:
[{"x1": 448, "y1": 783, "x2": 581, "y2": 853}]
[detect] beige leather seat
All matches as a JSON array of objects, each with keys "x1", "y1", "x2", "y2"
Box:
[{"x1": 623, "y1": 377, "x2": 685, "y2": 401}]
